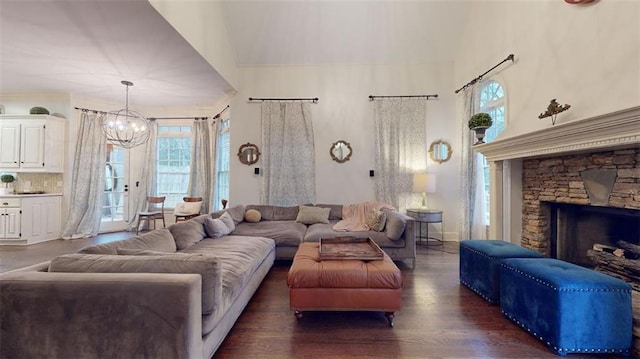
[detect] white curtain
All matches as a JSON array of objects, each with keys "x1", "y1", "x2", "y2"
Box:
[
  {"x1": 459, "y1": 85, "x2": 487, "y2": 240},
  {"x1": 62, "y1": 111, "x2": 107, "y2": 239},
  {"x1": 373, "y1": 98, "x2": 427, "y2": 213},
  {"x1": 261, "y1": 102, "x2": 315, "y2": 205},
  {"x1": 188, "y1": 118, "x2": 213, "y2": 213},
  {"x1": 125, "y1": 121, "x2": 157, "y2": 231},
  {"x1": 209, "y1": 117, "x2": 221, "y2": 211}
]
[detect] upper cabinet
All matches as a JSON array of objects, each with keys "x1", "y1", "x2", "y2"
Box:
[{"x1": 0, "y1": 115, "x2": 65, "y2": 173}]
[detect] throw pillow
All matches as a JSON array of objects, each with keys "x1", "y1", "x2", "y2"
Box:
[
  {"x1": 48, "y1": 253, "x2": 221, "y2": 315},
  {"x1": 385, "y1": 210, "x2": 407, "y2": 241},
  {"x1": 244, "y1": 209, "x2": 261, "y2": 223},
  {"x1": 204, "y1": 217, "x2": 231, "y2": 238},
  {"x1": 366, "y1": 209, "x2": 387, "y2": 232},
  {"x1": 169, "y1": 220, "x2": 206, "y2": 250},
  {"x1": 173, "y1": 201, "x2": 202, "y2": 215},
  {"x1": 295, "y1": 205, "x2": 330, "y2": 225},
  {"x1": 225, "y1": 204, "x2": 246, "y2": 225},
  {"x1": 219, "y1": 211, "x2": 236, "y2": 232}
]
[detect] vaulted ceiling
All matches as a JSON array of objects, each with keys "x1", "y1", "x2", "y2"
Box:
[{"x1": 0, "y1": 0, "x2": 471, "y2": 107}]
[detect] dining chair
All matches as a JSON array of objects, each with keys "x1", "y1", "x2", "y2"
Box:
[
  {"x1": 136, "y1": 196, "x2": 166, "y2": 234},
  {"x1": 174, "y1": 196, "x2": 203, "y2": 222}
]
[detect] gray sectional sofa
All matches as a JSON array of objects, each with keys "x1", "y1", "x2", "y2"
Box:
[{"x1": 0, "y1": 203, "x2": 415, "y2": 359}]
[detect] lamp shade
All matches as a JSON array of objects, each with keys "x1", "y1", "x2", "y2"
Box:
[{"x1": 412, "y1": 173, "x2": 436, "y2": 193}]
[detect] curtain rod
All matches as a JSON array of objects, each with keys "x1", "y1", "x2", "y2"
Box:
[
  {"x1": 454, "y1": 54, "x2": 515, "y2": 94},
  {"x1": 148, "y1": 116, "x2": 208, "y2": 120},
  {"x1": 248, "y1": 97, "x2": 319, "y2": 103},
  {"x1": 368, "y1": 94, "x2": 438, "y2": 101},
  {"x1": 213, "y1": 105, "x2": 230, "y2": 120},
  {"x1": 74, "y1": 106, "x2": 107, "y2": 115}
]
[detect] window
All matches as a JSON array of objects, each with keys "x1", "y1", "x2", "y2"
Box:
[
  {"x1": 478, "y1": 80, "x2": 505, "y2": 224},
  {"x1": 157, "y1": 125, "x2": 191, "y2": 208},
  {"x1": 214, "y1": 118, "x2": 230, "y2": 211}
]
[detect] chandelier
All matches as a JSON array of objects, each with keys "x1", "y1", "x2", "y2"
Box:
[{"x1": 102, "y1": 80, "x2": 150, "y2": 149}]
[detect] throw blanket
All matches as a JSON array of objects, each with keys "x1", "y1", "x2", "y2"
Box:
[{"x1": 332, "y1": 201, "x2": 395, "y2": 232}]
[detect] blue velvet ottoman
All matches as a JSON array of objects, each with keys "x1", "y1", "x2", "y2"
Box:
[
  {"x1": 459, "y1": 239, "x2": 544, "y2": 304},
  {"x1": 500, "y1": 258, "x2": 632, "y2": 356}
]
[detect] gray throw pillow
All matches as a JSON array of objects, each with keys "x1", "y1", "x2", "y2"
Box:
[
  {"x1": 218, "y1": 211, "x2": 235, "y2": 232},
  {"x1": 48, "y1": 253, "x2": 221, "y2": 315},
  {"x1": 169, "y1": 220, "x2": 206, "y2": 250},
  {"x1": 385, "y1": 210, "x2": 407, "y2": 241},
  {"x1": 204, "y1": 217, "x2": 231, "y2": 238},
  {"x1": 295, "y1": 205, "x2": 330, "y2": 225}
]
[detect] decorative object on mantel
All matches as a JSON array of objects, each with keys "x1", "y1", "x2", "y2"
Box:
[
  {"x1": 468, "y1": 112, "x2": 493, "y2": 145},
  {"x1": 538, "y1": 98, "x2": 571, "y2": 125},
  {"x1": 0, "y1": 174, "x2": 15, "y2": 195},
  {"x1": 29, "y1": 106, "x2": 50, "y2": 115},
  {"x1": 101, "y1": 80, "x2": 150, "y2": 149}
]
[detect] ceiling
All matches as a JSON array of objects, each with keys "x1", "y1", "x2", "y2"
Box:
[{"x1": 0, "y1": 0, "x2": 471, "y2": 108}]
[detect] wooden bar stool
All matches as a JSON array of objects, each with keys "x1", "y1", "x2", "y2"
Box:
[{"x1": 136, "y1": 196, "x2": 166, "y2": 234}]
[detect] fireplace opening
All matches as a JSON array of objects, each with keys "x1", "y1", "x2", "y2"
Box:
[{"x1": 546, "y1": 202, "x2": 640, "y2": 267}]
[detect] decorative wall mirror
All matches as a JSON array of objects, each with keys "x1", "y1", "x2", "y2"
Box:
[
  {"x1": 330, "y1": 140, "x2": 352, "y2": 163},
  {"x1": 238, "y1": 143, "x2": 261, "y2": 165},
  {"x1": 428, "y1": 140, "x2": 453, "y2": 164}
]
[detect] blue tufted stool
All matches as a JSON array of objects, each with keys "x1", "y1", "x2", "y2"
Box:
[
  {"x1": 459, "y1": 239, "x2": 544, "y2": 304},
  {"x1": 500, "y1": 258, "x2": 632, "y2": 356}
]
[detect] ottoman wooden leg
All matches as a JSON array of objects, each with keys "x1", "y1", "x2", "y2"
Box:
[
  {"x1": 294, "y1": 310, "x2": 303, "y2": 320},
  {"x1": 385, "y1": 312, "x2": 395, "y2": 327}
]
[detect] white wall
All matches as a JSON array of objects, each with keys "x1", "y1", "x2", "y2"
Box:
[
  {"x1": 454, "y1": 0, "x2": 640, "y2": 138},
  {"x1": 229, "y1": 63, "x2": 461, "y2": 239}
]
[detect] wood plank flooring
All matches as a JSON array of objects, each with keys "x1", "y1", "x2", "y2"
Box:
[{"x1": 0, "y1": 236, "x2": 628, "y2": 358}]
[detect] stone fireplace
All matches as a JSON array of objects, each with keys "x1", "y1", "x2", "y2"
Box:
[
  {"x1": 521, "y1": 149, "x2": 640, "y2": 259},
  {"x1": 476, "y1": 106, "x2": 640, "y2": 355}
]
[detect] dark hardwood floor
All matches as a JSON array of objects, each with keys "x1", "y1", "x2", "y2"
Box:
[{"x1": 0, "y1": 236, "x2": 628, "y2": 358}]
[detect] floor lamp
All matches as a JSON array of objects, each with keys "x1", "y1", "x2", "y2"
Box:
[{"x1": 413, "y1": 173, "x2": 436, "y2": 209}]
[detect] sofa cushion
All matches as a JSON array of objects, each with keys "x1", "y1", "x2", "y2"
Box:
[
  {"x1": 245, "y1": 205, "x2": 299, "y2": 221},
  {"x1": 78, "y1": 228, "x2": 177, "y2": 255},
  {"x1": 233, "y1": 221, "x2": 305, "y2": 247},
  {"x1": 314, "y1": 204, "x2": 343, "y2": 220},
  {"x1": 225, "y1": 204, "x2": 246, "y2": 225},
  {"x1": 204, "y1": 217, "x2": 231, "y2": 238},
  {"x1": 244, "y1": 209, "x2": 261, "y2": 223},
  {"x1": 169, "y1": 220, "x2": 206, "y2": 250},
  {"x1": 48, "y1": 253, "x2": 222, "y2": 315},
  {"x1": 366, "y1": 209, "x2": 387, "y2": 232},
  {"x1": 115, "y1": 248, "x2": 187, "y2": 256},
  {"x1": 219, "y1": 211, "x2": 236, "y2": 232},
  {"x1": 384, "y1": 210, "x2": 407, "y2": 241},
  {"x1": 295, "y1": 205, "x2": 330, "y2": 225}
]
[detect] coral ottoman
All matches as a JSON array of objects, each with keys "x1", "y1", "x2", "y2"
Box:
[
  {"x1": 500, "y1": 258, "x2": 632, "y2": 356},
  {"x1": 459, "y1": 239, "x2": 544, "y2": 304},
  {"x1": 287, "y1": 242, "x2": 402, "y2": 326}
]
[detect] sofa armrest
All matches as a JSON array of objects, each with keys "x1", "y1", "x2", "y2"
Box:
[
  {"x1": 397, "y1": 212, "x2": 416, "y2": 247},
  {"x1": 0, "y1": 271, "x2": 203, "y2": 359}
]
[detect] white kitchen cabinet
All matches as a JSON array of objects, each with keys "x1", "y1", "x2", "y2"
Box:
[
  {"x1": 21, "y1": 196, "x2": 62, "y2": 244},
  {"x1": 0, "y1": 115, "x2": 65, "y2": 172},
  {"x1": 0, "y1": 198, "x2": 21, "y2": 240}
]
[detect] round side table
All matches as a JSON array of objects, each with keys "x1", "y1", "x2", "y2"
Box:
[{"x1": 406, "y1": 208, "x2": 443, "y2": 247}]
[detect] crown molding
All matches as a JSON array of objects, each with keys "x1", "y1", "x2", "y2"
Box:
[{"x1": 475, "y1": 106, "x2": 640, "y2": 162}]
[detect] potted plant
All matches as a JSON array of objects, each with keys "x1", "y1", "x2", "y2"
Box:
[
  {"x1": 0, "y1": 174, "x2": 15, "y2": 195},
  {"x1": 468, "y1": 112, "x2": 493, "y2": 144}
]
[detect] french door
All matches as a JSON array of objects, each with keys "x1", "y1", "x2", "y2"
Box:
[{"x1": 100, "y1": 144, "x2": 129, "y2": 232}]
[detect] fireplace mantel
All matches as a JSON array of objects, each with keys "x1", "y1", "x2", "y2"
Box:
[{"x1": 476, "y1": 106, "x2": 640, "y2": 162}]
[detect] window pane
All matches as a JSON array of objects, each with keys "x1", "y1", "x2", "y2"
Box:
[{"x1": 157, "y1": 131, "x2": 191, "y2": 208}]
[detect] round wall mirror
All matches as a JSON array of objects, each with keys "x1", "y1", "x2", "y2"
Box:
[
  {"x1": 429, "y1": 140, "x2": 452, "y2": 164},
  {"x1": 330, "y1": 140, "x2": 352, "y2": 163},
  {"x1": 238, "y1": 143, "x2": 261, "y2": 165}
]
